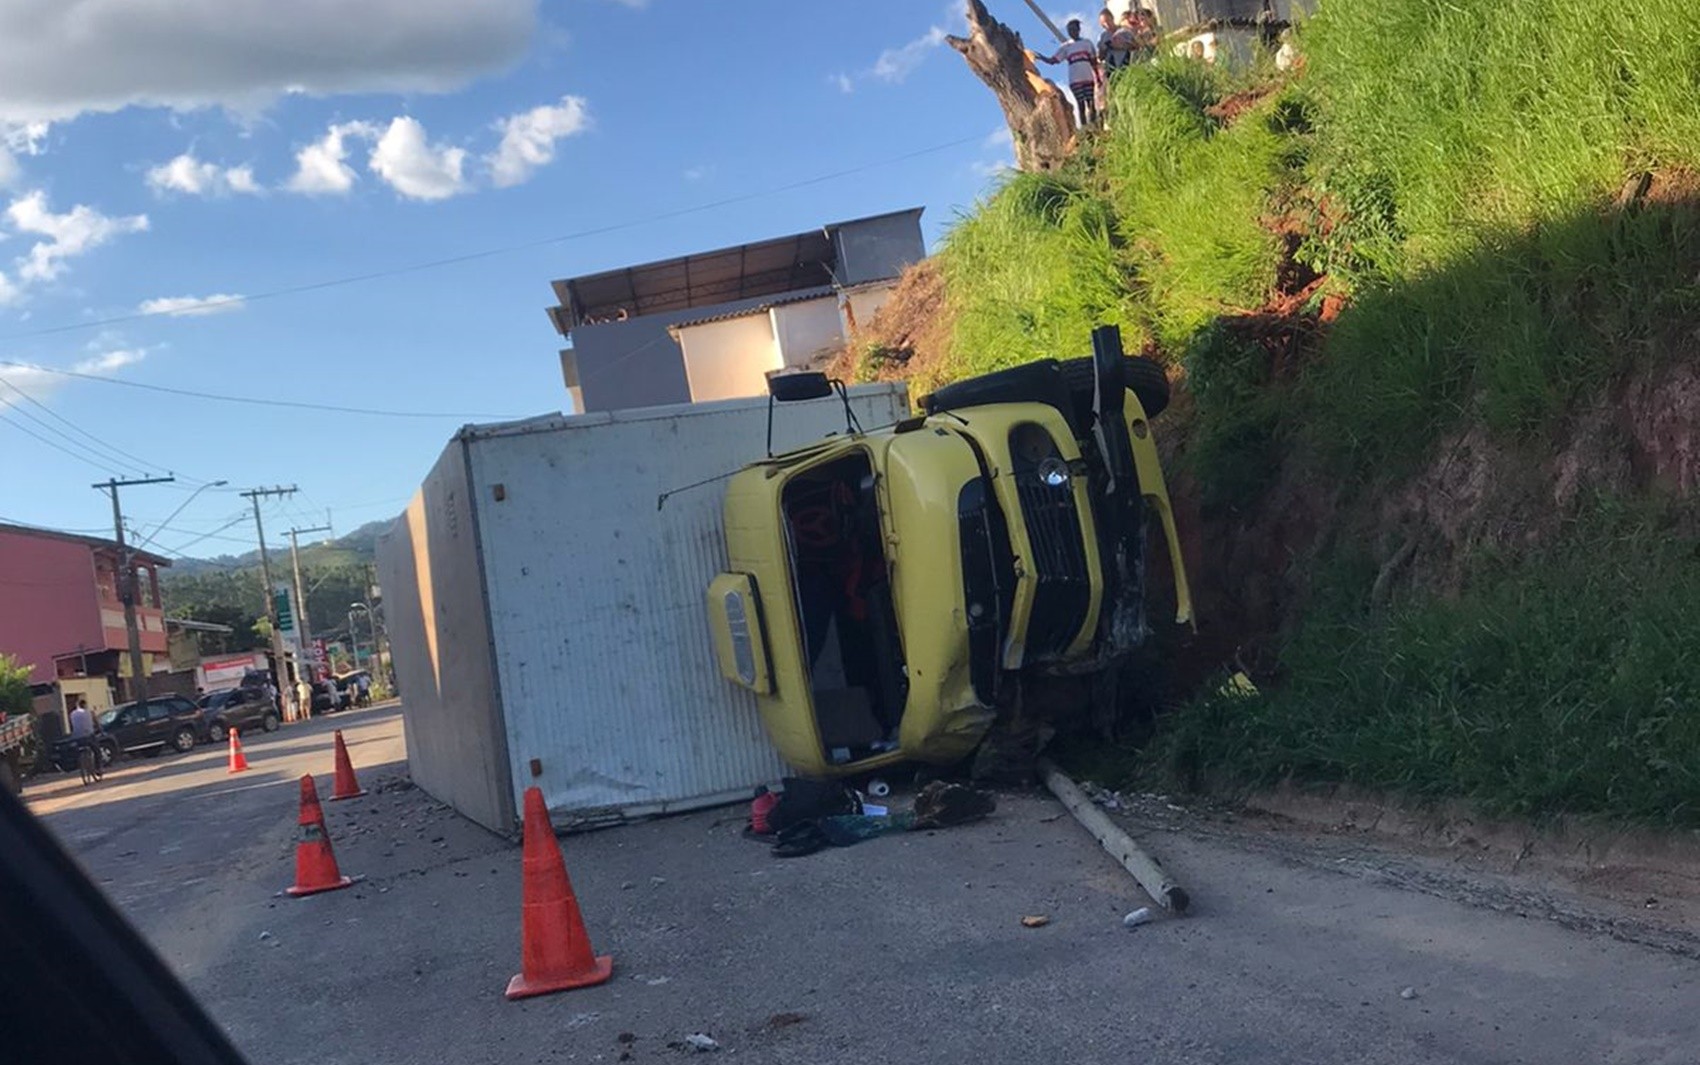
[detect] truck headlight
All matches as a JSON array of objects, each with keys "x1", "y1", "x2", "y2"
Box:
[{"x1": 1038, "y1": 456, "x2": 1070, "y2": 488}]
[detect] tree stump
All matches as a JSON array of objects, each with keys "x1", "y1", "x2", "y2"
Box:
[{"x1": 947, "y1": 0, "x2": 1076, "y2": 173}]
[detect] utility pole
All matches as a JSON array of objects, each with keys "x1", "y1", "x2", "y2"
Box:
[
  {"x1": 286, "y1": 523, "x2": 332, "y2": 682},
  {"x1": 1019, "y1": 0, "x2": 1067, "y2": 42},
  {"x1": 93, "y1": 475, "x2": 176, "y2": 700},
  {"x1": 241, "y1": 486, "x2": 297, "y2": 715}
]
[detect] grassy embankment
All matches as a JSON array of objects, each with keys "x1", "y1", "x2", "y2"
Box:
[{"x1": 870, "y1": 0, "x2": 1700, "y2": 823}]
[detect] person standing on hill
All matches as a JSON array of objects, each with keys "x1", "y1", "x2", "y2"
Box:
[
  {"x1": 1098, "y1": 8, "x2": 1135, "y2": 75},
  {"x1": 1038, "y1": 19, "x2": 1102, "y2": 129}
]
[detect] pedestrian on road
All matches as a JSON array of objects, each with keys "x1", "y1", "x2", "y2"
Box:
[
  {"x1": 69, "y1": 698, "x2": 94, "y2": 739},
  {"x1": 295, "y1": 677, "x2": 312, "y2": 721},
  {"x1": 1038, "y1": 19, "x2": 1102, "y2": 129}
]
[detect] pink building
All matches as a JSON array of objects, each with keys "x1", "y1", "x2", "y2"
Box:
[{"x1": 0, "y1": 523, "x2": 170, "y2": 686}]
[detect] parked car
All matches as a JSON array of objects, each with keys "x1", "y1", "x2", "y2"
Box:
[
  {"x1": 197, "y1": 687, "x2": 281, "y2": 743},
  {"x1": 335, "y1": 670, "x2": 372, "y2": 708},
  {"x1": 81, "y1": 696, "x2": 207, "y2": 763},
  {"x1": 310, "y1": 679, "x2": 346, "y2": 715}
]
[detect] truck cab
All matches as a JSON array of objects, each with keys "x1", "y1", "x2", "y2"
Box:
[{"x1": 708, "y1": 326, "x2": 1193, "y2": 777}]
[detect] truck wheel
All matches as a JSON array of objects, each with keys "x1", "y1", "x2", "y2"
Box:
[
  {"x1": 206, "y1": 720, "x2": 226, "y2": 744},
  {"x1": 172, "y1": 727, "x2": 197, "y2": 753},
  {"x1": 261, "y1": 713, "x2": 281, "y2": 733},
  {"x1": 1058, "y1": 355, "x2": 1170, "y2": 418},
  {"x1": 920, "y1": 359, "x2": 1067, "y2": 416}
]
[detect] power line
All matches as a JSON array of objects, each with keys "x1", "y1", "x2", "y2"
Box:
[
  {"x1": 0, "y1": 362, "x2": 526, "y2": 420},
  {"x1": 0, "y1": 375, "x2": 180, "y2": 479},
  {"x1": 0, "y1": 407, "x2": 125, "y2": 474},
  {"x1": 0, "y1": 134, "x2": 982, "y2": 346},
  {"x1": 0, "y1": 394, "x2": 138, "y2": 473}
]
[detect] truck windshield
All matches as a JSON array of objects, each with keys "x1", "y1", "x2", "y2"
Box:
[{"x1": 782, "y1": 450, "x2": 907, "y2": 765}]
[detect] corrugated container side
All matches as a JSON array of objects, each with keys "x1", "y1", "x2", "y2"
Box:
[
  {"x1": 470, "y1": 387, "x2": 908, "y2": 824},
  {"x1": 375, "y1": 440, "x2": 516, "y2": 833}
]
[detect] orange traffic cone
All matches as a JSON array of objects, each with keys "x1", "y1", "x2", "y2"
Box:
[
  {"x1": 227, "y1": 728, "x2": 249, "y2": 774},
  {"x1": 286, "y1": 775, "x2": 354, "y2": 897},
  {"x1": 329, "y1": 730, "x2": 366, "y2": 801},
  {"x1": 505, "y1": 787, "x2": 613, "y2": 1000}
]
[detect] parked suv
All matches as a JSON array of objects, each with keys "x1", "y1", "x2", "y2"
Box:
[
  {"x1": 197, "y1": 687, "x2": 281, "y2": 743},
  {"x1": 93, "y1": 696, "x2": 207, "y2": 761}
]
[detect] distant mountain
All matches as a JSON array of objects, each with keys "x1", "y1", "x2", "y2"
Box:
[{"x1": 164, "y1": 518, "x2": 395, "y2": 577}]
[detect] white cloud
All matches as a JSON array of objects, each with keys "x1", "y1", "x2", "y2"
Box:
[
  {"x1": 683, "y1": 164, "x2": 712, "y2": 182},
  {"x1": 0, "y1": 342, "x2": 147, "y2": 400},
  {"x1": 369, "y1": 116, "x2": 470, "y2": 201},
  {"x1": 146, "y1": 153, "x2": 260, "y2": 197},
  {"x1": 285, "y1": 121, "x2": 375, "y2": 196},
  {"x1": 75, "y1": 347, "x2": 147, "y2": 375},
  {"x1": 0, "y1": 1, "x2": 536, "y2": 123},
  {"x1": 871, "y1": 26, "x2": 948, "y2": 83},
  {"x1": 830, "y1": 73, "x2": 855, "y2": 94},
  {"x1": 138, "y1": 294, "x2": 245, "y2": 317},
  {"x1": 984, "y1": 126, "x2": 1014, "y2": 150},
  {"x1": 0, "y1": 122, "x2": 50, "y2": 191},
  {"x1": 6, "y1": 191, "x2": 148, "y2": 283},
  {"x1": 486, "y1": 96, "x2": 589, "y2": 188}
]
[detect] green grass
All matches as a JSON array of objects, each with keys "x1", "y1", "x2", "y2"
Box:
[
  {"x1": 926, "y1": 0, "x2": 1700, "y2": 823},
  {"x1": 1146, "y1": 502, "x2": 1700, "y2": 825}
]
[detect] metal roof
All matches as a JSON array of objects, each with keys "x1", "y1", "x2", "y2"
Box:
[
  {"x1": 0, "y1": 522, "x2": 173, "y2": 567},
  {"x1": 666, "y1": 287, "x2": 837, "y2": 333},
  {"x1": 548, "y1": 207, "x2": 924, "y2": 333}
]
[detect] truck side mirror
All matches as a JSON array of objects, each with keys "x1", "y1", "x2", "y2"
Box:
[
  {"x1": 766, "y1": 371, "x2": 834, "y2": 402},
  {"x1": 763, "y1": 371, "x2": 862, "y2": 458}
]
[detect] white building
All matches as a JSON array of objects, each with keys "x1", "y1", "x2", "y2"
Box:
[{"x1": 546, "y1": 208, "x2": 924, "y2": 413}]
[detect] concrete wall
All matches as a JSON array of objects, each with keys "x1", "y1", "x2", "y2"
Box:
[
  {"x1": 376, "y1": 442, "x2": 516, "y2": 834},
  {"x1": 0, "y1": 529, "x2": 102, "y2": 684},
  {"x1": 570, "y1": 291, "x2": 829, "y2": 412},
  {"x1": 832, "y1": 212, "x2": 925, "y2": 286},
  {"x1": 677, "y1": 314, "x2": 781, "y2": 402},
  {"x1": 771, "y1": 297, "x2": 845, "y2": 370},
  {"x1": 840, "y1": 283, "x2": 898, "y2": 336}
]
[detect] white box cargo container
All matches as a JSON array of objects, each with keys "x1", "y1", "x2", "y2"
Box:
[{"x1": 376, "y1": 384, "x2": 910, "y2": 833}]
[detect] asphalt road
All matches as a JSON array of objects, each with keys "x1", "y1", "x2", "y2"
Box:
[{"x1": 30, "y1": 705, "x2": 1700, "y2": 1065}]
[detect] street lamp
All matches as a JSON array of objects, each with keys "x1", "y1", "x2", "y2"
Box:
[{"x1": 131, "y1": 479, "x2": 232, "y2": 553}]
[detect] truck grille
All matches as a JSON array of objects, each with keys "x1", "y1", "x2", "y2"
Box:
[{"x1": 1014, "y1": 472, "x2": 1091, "y2": 660}]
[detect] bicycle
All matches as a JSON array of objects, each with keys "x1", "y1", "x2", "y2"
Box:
[{"x1": 77, "y1": 741, "x2": 103, "y2": 786}]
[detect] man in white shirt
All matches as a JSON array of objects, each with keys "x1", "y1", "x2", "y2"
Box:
[
  {"x1": 1037, "y1": 18, "x2": 1102, "y2": 128},
  {"x1": 69, "y1": 698, "x2": 94, "y2": 739},
  {"x1": 68, "y1": 694, "x2": 95, "y2": 741}
]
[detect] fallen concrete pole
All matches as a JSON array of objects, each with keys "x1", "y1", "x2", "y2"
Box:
[{"x1": 1038, "y1": 759, "x2": 1190, "y2": 914}]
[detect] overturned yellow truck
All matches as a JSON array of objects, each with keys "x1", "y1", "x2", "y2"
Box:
[{"x1": 708, "y1": 326, "x2": 1193, "y2": 777}]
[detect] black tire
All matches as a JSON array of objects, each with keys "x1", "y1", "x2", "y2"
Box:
[
  {"x1": 206, "y1": 720, "x2": 226, "y2": 744},
  {"x1": 261, "y1": 712, "x2": 280, "y2": 733},
  {"x1": 1058, "y1": 355, "x2": 1170, "y2": 418},
  {"x1": 96, "y1": 738, "x2": 118, "y2": 767},
  {"x1": 171, "y1": 726, "x2": 197, "y2": 754},
  {"x1": 920, "y1": 359, "x2": 1067, "y2": 416}
]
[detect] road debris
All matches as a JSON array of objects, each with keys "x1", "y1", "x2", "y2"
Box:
[
  {"x1": 684, "y1": 1033, "x2": 720, "y2": 1052},
  {"x1": 1123, "y1": 907, "x2": 1153, "y2": 928},
  {"x1": 1400, "y1": 987, "x2": 1419, "y2": 1000},
  {"x1": 1021, "y1": 915, "x2": 1051, "y2": 928},
  {"x1": 1040, "y1": 760, "x2": 1190, "y2": 914}
]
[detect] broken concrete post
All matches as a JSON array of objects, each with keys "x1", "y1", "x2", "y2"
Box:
[
  {"x1": 1038, "y1": 759, "x2": 1191, "y2": 913},
  {"x1": 947, "y1": 0, "x2": 1077, "y2": 173}
]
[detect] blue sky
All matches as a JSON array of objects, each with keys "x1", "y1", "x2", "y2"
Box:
[{"x1": 0, "y1": 1, "x2": 1066, "y2": 558}]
